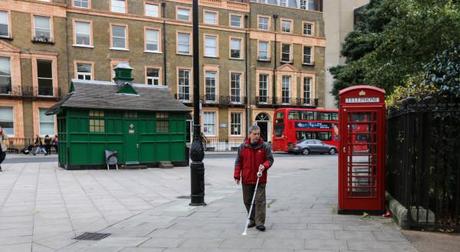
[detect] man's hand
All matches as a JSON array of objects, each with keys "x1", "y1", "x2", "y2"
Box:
[
  {"x1": 235, "y1": 179, "x2": 240, "y2": 185},
  {"x1": 258, "y1": 164, "x2": 265, "y2": 173},
  {"x1": 257, "y1": 164, "x2": 265, "y2": 177}
]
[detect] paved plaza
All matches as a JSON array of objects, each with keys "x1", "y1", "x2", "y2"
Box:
[{"x1": 0, "y1": 154, "x2": 416, "y2": 252}]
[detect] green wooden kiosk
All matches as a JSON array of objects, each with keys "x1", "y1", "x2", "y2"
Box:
[{"x1": 47, "y1": 63, "x2": 191, "y2": 169}]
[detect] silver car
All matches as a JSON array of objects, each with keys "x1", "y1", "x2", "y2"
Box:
[{"x1": 289, "y1": 139, "x2": 337, "y2": 155}]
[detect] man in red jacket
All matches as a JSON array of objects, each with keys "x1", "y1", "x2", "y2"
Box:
[{"x1": 234, "y1": 125, "x2": 274, "y2": 231}]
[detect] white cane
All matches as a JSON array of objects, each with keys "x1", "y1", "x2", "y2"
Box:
[{"x1": 242, "y1": 167, "x2": 263, "y2": 236}]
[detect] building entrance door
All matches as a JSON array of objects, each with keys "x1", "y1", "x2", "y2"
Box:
[
  {"x1": 124, "y1": 120, "x2": 139, "y2": 164},
  {"x1": 256, "y1": 113, "x2": 270, "y2": 142}
]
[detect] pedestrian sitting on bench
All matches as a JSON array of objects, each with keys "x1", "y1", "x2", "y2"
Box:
[
  {"x1": 33, "y1": 135, "x2": 46, "y2": 155},
  {"x1": 44, "y1": 135, "x2": 51, "y2": 155}
]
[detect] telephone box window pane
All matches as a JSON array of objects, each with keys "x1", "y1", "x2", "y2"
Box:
[{"x1": 346, "y1": 112, "x2": 378, "y2": 197}]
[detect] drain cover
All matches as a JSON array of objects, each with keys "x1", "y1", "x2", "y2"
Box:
[
  {"x1": 75, "y1": 232, "x2": 111, "y2": 241},
  {"x1": 177, "y1": 195, "x2": 191, "y2": 199}
]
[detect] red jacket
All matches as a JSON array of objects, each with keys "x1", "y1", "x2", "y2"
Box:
[{"x1": 234, "y1": 138, "x2": 274, "y2": 184}]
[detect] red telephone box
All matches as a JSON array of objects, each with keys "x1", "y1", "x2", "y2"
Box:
[{"x1": 338, "y1": 85, "x2": 386, "y2": 214}]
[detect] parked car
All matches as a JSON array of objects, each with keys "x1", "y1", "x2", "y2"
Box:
[{"x1": 289, "y1": 139, "x2": 337, "y2": 155}]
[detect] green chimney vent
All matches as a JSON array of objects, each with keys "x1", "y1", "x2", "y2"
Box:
[{"x1": 113, "y1": 62, "x2": 134, "y2": 85}]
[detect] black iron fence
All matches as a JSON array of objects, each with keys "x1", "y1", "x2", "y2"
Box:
[
  {"x1": 386, "y1": 95, "x2": 460, "y2": 231},
  {"x1": 0, "y1": 85, "x2": 62, "y2": 98}
]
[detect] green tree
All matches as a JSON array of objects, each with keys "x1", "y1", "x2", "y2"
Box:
[{"x1": 330, "y1": 0, "x2": 460, "y2": 102}]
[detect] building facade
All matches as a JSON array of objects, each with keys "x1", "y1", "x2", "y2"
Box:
[
  {"x1": 323, "y1": 0, "x2": 369, "y2": 108},
  {"x1": 0, "y1": 0, "x2": 325, "y2": 150}
]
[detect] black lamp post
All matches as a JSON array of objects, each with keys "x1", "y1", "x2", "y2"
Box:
[{"x1": 189, "y1": 0, "x2": 206, "y2": 206}]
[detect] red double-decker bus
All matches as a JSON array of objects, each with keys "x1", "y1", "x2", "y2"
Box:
[{"x1": 272, "y1": 108, "x2": 339, "y2": 152}]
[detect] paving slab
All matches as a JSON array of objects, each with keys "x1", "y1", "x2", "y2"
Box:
[{"x1": 0, "y1": 155, "x2": 418, "y2": 252}]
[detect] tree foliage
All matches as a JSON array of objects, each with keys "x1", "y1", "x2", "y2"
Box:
[{"x1": 330, "y1": 0, "x2": 460, "y2": 103}]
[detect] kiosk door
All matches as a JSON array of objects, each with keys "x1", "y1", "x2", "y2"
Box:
[{"x1": 340, "y1": 109, "x2": 383, "y2": 210}]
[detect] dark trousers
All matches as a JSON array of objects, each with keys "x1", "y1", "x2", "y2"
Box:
[
  {"x1": 45, "y1": 144, "x2": 51, "y2": 154},
  {"x1": 242, "y1": 183, "x2": 266, "y2": 226},
  {"x1": 0, "y1": 146, "x2": 5, "y2": 164}
]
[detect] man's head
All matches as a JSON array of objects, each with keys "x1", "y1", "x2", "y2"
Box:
[{"x1": 248, "y1": 125, "x2": 261, "y2": 144}]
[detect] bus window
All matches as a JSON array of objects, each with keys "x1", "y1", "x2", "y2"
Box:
[
  {"x1": 296, "y1": 131, "x2": 317, "y2": 141},
  {"x1": 317, "y1": 132, "x2": 332, "y2": 141},
  {"x1": 318, "y1": 112, "x2": 332, "y2": 121},
  {"x1": 288, "y1": 111, "x2": 300, "y2": 120},
  {"x1": 332, "y1": 113, "x2": 338, "y2": 121},
  {"x1": 276, "y1": 112, "x2": 284, "y2": 119},
  {"x1": 302, "y1": 111, "x2": 316, "y2": 120},
  {"x1": 274, "y1": 124, "x2": 284, "y2": 137}
]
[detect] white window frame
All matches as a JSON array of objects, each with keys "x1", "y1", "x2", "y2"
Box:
[
  {"x1": 230, "y1": 112, "x2": 242, "y2": 136},
  {"x1": 229, "y1": 37, "x2": 243, "y2": 59},
  {"x1": 258, "y1": 16, "x2": 270, "y2": 31},
  {"x1": 33, "y1": 15, "x2": 53, "y2": 42},
  {"x1": 300, "y1": 0, "x2": 316, "y2": 10},
  {"x1": 204, "y1": 34, "x2": 218, "y2": 58},
  {"x1": 0, "y1": 11, "x2": 11, "y2": 38},
  {"x1": 0, "y1": 107, "x2": 14, "y2": 136},
  {"x1": 145, "y1": 2, "x2": 159, "y2": 17},
  {"x1": 75, "y1": 62, "x2": 93, "y2": 80},
  {"x1": 110, "y1": 24, "x2": 128, "y2": 50},
  {"x1": 203, "y1": 10, "x2": 218, "y2": 25},
  {"x1": 258, "y1": 41, "x2": 269, "y2": 61},
  {"x1": 177, "y1": 32, "x2": 191, "y2": 55},
  {"x1": 303, "y1": 46, "x2": 313, "y2": 64},
  {"x1": 178, "y1": 68, "x2": 191, "y2": 101},
  {"x1": 230, "y1": 72, "x2": 242, "y2": 103},
  {"x1": 303, "y1": 77, "x2": 312, "y2": 104},
  {"x1": 282, "y1": 75, "x2": 291, "y2": 104},
  {"x1": 146, "y1": 67, "x2": 160, "y2": 85},
  {"x1": 281, "y1": 43, "x2": 292, "y2": 63},
  {"x1": 37, "y1": 59, "x2": 54, "y2": 96},
  {"x1": 74, "y1": 20, "x2": 92, "y2": 47},
  {"x1": 39, "y1": 108, "x2": 55, "y2": 136},
  {"x1": 258, "y1": 73, "x2": 269, "y2": 103},
  {"x1": 205, "y1": 71, "x2": 217, "y2": 102},
  {"x1": 0, "y1": 57, "x2": 11, "y2": 94},
  {"x1": 145, "y1": 28, "x2": 160, "y2": 53},
  {"x1": 203, "y1": 111, "x2": 216, "y2": 136},
  {"x1": 281, "y1": 19, "x2": 293, "y2": 33},
  {"x1": 73, "y1": 0, "x2": 90, "y2": 9},
  {"x1": 303, "y1": 21, "x2": 314, "y2": 36},
  {"x1": 111, "y1": 0, "x2": 126, "y2": 13},
  {"x1": 229, "y1": 14, "x2": 243, "y2": 28},
  {"x1": 176, "y1": 7, "x2": 191, "y2": 22},
  {"x1": 300, "y1": 0, "x2": 307, "y2": 9}
]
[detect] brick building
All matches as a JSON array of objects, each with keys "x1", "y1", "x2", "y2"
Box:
[{"x1": 0, "y1": 0, "x2": 325, "y2": 150}]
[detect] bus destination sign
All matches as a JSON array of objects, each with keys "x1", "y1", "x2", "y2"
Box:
[
  {"x1": 345, "y1": 97, "x2": 380, "y2": 103},
  {"x1": 296, "y1": 122, "x2": 332, "y2": 129}
]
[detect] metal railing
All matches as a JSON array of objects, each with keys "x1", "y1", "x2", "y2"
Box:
[
  {"x1": 0, "y1": 85, "x2": 62, "y2": 99},
  {"x1": 6, "y1": 138, "x2": 35, "y2": 153},
  {"x1": 386, "y1": 96, "x2": 460, "y2": 232},
  {"x1": 201, "y1": 136, "x2": 245, "y2": 152},
  {"x1": 255, "y1": 97, "x2": 318, "y2": 107}
]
